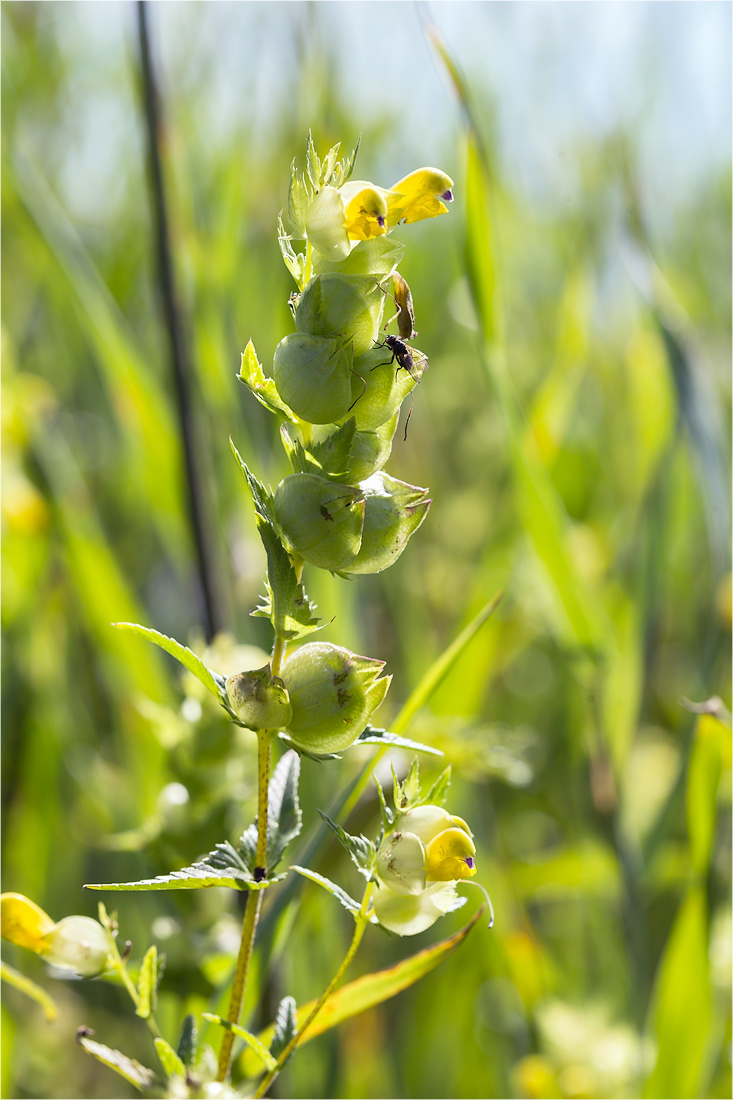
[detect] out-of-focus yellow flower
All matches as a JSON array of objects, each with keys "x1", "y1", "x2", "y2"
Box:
[
  {"x1": 386, "y1": 168, "x2": 454, "y2": 227},
  {"x1": 1, "y1": 893, "x2": 110, "y2": 977},
  {"x1": 374, "y1": 805, "x2": 476, "y2": 935}
]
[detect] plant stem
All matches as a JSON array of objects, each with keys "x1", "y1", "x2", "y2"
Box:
[
  {"x1": 217, "y1": 729, "x2": 272, "y2": 1082},
  {"x1": 253, "y1": 883, "x2": 374, "y2": 1099}
]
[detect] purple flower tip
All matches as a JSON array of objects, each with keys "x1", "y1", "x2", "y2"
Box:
[
  {"x1": 377, "y1": 215, "x2": 386, "y2": 228},
  {"x1": 464, "y1": 856, "x2": 475, "y2": 870},
  {"x1": 441, "y1": 189, "x2": 454, "y2": 202}
]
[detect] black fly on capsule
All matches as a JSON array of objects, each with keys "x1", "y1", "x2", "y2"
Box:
[{"x1": 372, "y1": 273, "x2": 428, "y2": 438}]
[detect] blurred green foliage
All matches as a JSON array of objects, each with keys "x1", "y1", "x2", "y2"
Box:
[{"x1": 2, "y1": 4, "x2": 730, "y2": 1099}]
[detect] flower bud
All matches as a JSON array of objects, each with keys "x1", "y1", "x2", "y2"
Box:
[
  {"x1": 226, "y1": 665, "x2": 293, "y2": 731},
  {"x1": 296, "y1": 274, "x2": 385, "y2": 358},
  {"x1": 273, "y1": 473, "x2": 365, "y2": 572},
  {"x1": 281, "y1": 641, "x2": 390, "y2": 754},
  {"x1": 339, "y1": 473, "x2": 431, "y2": 576},
  {"x1": 39, "y1": 916, "x2": 110, "y2": 977},
  {"x1": 273, "y1": 333, "x2": 353, "y2": 424}
]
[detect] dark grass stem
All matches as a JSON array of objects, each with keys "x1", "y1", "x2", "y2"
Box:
[{"x1": 136, "y1": 1, "x2": 221, "y2": 641}]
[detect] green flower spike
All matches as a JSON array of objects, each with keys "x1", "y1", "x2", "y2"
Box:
[
  {"x1": 374, "y1": 806, "x2": 476, "y2": 936},
  {"x1": 280, "y1": 641, "x2": 391, "y2": 754}
]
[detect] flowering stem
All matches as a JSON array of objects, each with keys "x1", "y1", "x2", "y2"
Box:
[
  {"x1": 253, "y1": 882, "x2": 374, "y2": 1099},
  {"x1": 216, "y1": 728, "x2": 273, "y2": 1082}
]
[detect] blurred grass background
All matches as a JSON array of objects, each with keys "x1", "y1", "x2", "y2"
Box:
[{"x1": 2, "y1": 2, "x2": 731, "y2": 1098}]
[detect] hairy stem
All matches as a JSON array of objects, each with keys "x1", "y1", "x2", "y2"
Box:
[
  {"x1": 217, "y1": 730, "x2": 272, "y2": 1081},
  {"x1": 253, "y1": 883, "x2": 374, "y2": 1098}
]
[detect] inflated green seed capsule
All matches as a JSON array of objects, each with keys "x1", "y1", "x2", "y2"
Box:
[
  {"x1": 348, "y1": 347, "x2": 425, "y2": 431},
  {"x1": 273, "y1": 333, "x2": 353, "y2": 424},
  {"x1": 340, "y1": 472, "x2": 431, "y2": 576},
  {"x1": 281, "y1": 642, "x2": 390, "y2": 754},
  {"x1": 273, "y1": 473, "x2": 365, "y2": 572},
  {"x1": 226, "y1": 665, "x2": 293, "y2": 731},
  {"x1": 304, "y1": 185, "x2": 350, "y2": 261},
  {"x1": 296, "y1": 274, "x2": 385, "y2": 358},
  {"x1": 310, "y1": 411, "x2": 399, "y2": 483}
]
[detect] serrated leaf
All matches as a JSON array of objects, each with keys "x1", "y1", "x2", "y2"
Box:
[
  {"x1": 176, "y1": 1014, "x2": 197, "y2": 1067},
  {"x1": 291, "y1": 866, "x2": 361, "y2": 915},
  {"x1": 421, "y1": 766, "x2": 452, "y2": 808},
  {"x1": 357, "y1": 726, "x2": 443, "y2": 757},
  {"x1": 154, "y1": 1037, "x2": 186, "y2": 1079},
  {"x1": 113, "y1": 622, "x2": 232, "y2": 715},
  {"x1": 85, "y1": 841, "x2": 285, "y2": 892},
  {"x1": 318, "y1": 811, "x2": 375, "y2": 877},
  {"x1": 373, "y1": 775, "x2": 394, "y2": 830},
  {"x1": 321, "y1": 141, "x2": 341, "y2": 188},
  {"x1": 231, "y1": 442, "x2": 321, "y2": 641},
  {"x1": 240, "y1": 906, "x2": 483, "y2": 1076},
  {"x1": 0, "y1": 960, "x2": 58, "y2": 1021},
  {"x1": 394, "y1": 758, "x2": 421, "y2": 812},
  {"x1": 202, "y1": 1014, "x2": 277, "y2": 1073},
  {"x1": 136, "y1": 945, "x2": 158, "y2": 1019},
  {"x1": 77, "y1": 1033, "x2": 159, "y2": 1093},
  {"x1": 306, "y1": 132, "x2": 321, "y2": 191},
  {"x1": 239, "y1": 340, "x2": 298, "y2": 423},
  {"x1": 270, "y1": 996, "x2": 298, "y2": 1061},
  {"x1": 267, "y1": 751, "x2": 302, "y2": 870}
]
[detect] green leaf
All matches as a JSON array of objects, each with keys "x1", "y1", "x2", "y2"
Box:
[
  {"x1": 318, "y1": 812, "x2": 375, "y2": 878},
  {"x1": 238, "y1": 340, "x2": 298, "y2": 423},
  {"x1": 240, "y1": 906, "x2": 483, "y2": 1076},
  {"x1": 77, "y1": 1032, "x2": 159, "y2": 1094},
  {"x1": 357, "y1": 726, "x2": 443, "y2": 757},
  {"x1": 85, "y1": 841, "x2": 284, "y2": 892},
  {"x1": 267, "y1": 750, "x2": 303, "y2": 870},
  {"x1": 113, "y1": 622, "x2": 232, "y2": 715},
  {"x1": 306, "y1": 132, "x2": 321, "y2": 192},
  {"x1": 686, "y1": 714, "x2": 725, "y2": 877},
  {"x1": 136, "y1": 945, "x2": 158, "y2": 1019},
  {"x1": 231, "y1": 442, "x2": 321, "y2": 641},
  {"x1": 153, "y1": 1037, "x2": 186, "y2": 1080},
  {"x1": 307, "y1": 419, "x2": 357, "y2": 479},
  {"x1": 270, "y1": 996, "x2": 298, "y2": 1061},
  {"x1": 278, "y1": 734, "x2": 341, "y2": 762},
  {"x1": 290, "y1": 866, "x2": 361, "y2": 915},
  {"x1": 373, "y1": 775, "x2": 394, "y2": 830},
  {"x1": 0, "y1": 960, "x2": 58, "y2": 1021},
  {"x1": 393, "y1": 758, "x2": 421, "y2": 812},
  {"x1": 202, "y1": 1014, "x2": 277, "y2": 1073},
  {"x1": 176, "y1": 1014, "x2": 197, "y2": 1067},
  {"x1": 421, "y1": 766, "x2": 452, "y2": 808},
  {"x1": 644, "y1": 886, "x2": 712, "y2": 1099}
]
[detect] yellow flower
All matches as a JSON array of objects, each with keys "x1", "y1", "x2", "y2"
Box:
[
  {"x1": 386, "y1": 168, "x2": 454, "y2": 227},
  {"x1": 340, "y1": 183, "x2": 390, "y2": 241},
  {"x1": 374, "y1": 806, "x2": 476, "y2": 935},
  {"x1": 1, "y1": 893, "x2": 110, "y2": 977}
]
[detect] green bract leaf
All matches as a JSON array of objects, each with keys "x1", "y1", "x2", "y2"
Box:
[
  {"x1": 154, "y1": 1037, "x2": 186, "y2": 1080},
  {"x1": 85, "y1": 841, "x2": 284, "y2": 892},
  {"x1": 290, "y1": 866, "x2": 361, "y2": 915},
  {"x1": 421, "y1": 766, "x2": 452, "y2": 808},
  {"x1": 357, "y1": 726, "x2": 443, "y2": 757},
  {"x1": 318, "y1": 811, "x2": 375, "y2": 878},
  {"x1": 176, "y1": 1014, "x2": 197, "y2": 1067},
  {"x1": 77, "y1": 1032, "x2": 159, "y2": 1093},
  {"x1": 231, "y1": 442, "x2": 321, "y2": 641},
  {"x1": 113, "y1": 622, "x2": 233, "y2": 716},
  {"x1": 203, "y1": 1014, "x2": 277, "y2": 1073},
  {"x1": 270, "y1": 995, "x2": 298, "y2": 1062},
  {"x1": 267, "y1": 750, "x2": 303, "y2": 870},
  {"x1": 238, "y1": 340, "x2": 298, "y2": 422},
  {"x1": 393, "y1": 758, "x2": 421, "y2": 812},
  {"x1": 239, "y1": 907, "x2": 484, "y2": 1077},
  {"x1": 136, "y1": 945, "x2": 158, "y2": 1019}
]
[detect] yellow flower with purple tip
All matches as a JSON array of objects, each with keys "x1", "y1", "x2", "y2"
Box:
[{"x1": 385, "y1": 168, "x2": 455, "y2": 227}]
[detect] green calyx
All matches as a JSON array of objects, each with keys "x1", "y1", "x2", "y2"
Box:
[
  {"x1": 273, "y1": 333, "x2": 353, "y2": 424},
  {"x1": 339, "y1": 472, "x2": 431, "y2": 577},
  {"x1": 280, "y1": 641, "x2": 391, "y2": 754},
  {"x1": 295, "y1": 273, "x2": 386, "y2": 358},
  {"x1": 225, "y1": 664, "x2": 293, "y2": 731}
]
